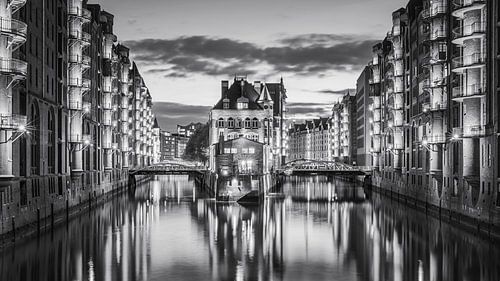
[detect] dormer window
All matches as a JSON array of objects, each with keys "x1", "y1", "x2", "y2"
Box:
[
  {"x1": 236, "y1": 97, "x2": 249, "y2": 109},
  {"x1": 237, "y1": 101, "x2": 248, "y2": 109},
  {"x1": 223, "y1": 98, "x2": 230, "y2": 109}
]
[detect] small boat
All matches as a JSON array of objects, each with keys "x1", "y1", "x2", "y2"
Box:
[{"x1": 283, "y1": 169, "x2": 293, "y2": 176}]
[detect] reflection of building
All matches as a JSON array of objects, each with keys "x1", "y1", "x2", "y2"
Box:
[
  {"x1": 331, "y1": 92, "x2": 357, "y2": 164},
  {"x1": 160, "y1": 131, "x2": 189, "y2": 160},
  {"x1": 366, "y1": 0, "x2": 500, "y2": 222},
  {"x1": 288, "y1": 118, "x2": 331, "y2": 161},
  {"x1": 177, "y1": 122, "x2": 202, "y2": 137},
  {"x1": 0, "y1": 0, "x2": 157, "y2": 236}
]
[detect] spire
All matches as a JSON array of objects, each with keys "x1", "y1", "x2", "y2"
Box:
[{"x1": 259, "y1": 83, "x2": 273, "y2": 104}]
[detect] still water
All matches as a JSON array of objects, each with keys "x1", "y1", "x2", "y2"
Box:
[{"x1": 1, "y1": 175, "x2": 499, "y2": 281}]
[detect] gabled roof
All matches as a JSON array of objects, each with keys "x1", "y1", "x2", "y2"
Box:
[{"x1": 213, "y1": 79, "x2": 263, "y2": 110}]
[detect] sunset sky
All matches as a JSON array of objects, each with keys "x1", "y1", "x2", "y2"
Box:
[{"x1": 97, "y1": 0, "x2": 407, "y2": 131}]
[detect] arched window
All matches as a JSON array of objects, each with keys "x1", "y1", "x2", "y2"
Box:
[
  {"x1": 252, "y1": 118, "x2": 259, "y2": 129},
  {"x1": 48, "y1": 109, "x2": 55, "y2": 173},
  {"x1": 30, "y1": 103, "x2": 40, "y2": 175},
  {"x1": 244, "y1": 118, "x2": 251, "y2": 129},
  {"x1": 236, "y1": 119, "x2": 242, "y2": 129},
  {"x1": 227, "y1": 117, "x2": 235, "y2": 128},
  {"x1": 217, "y1": 118, "x2": 225, "y2": 128}
]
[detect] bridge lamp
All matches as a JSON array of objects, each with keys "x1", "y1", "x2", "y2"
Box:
[
  {"x1": 18, "y1": 124, "x2": 26, "y2": 133},
  {"x1": 453, "y1": 134, "x2": 459, "y2": 140},
  {"x1": 422, "y1": 139, "x2": 428, "y2": 146}
]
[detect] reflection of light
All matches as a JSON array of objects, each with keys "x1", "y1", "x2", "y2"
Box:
[
  {"x1": 418, "y1": 260, "x2": 424, "y2": 281},
  {"x1": 18, "y1": 125, "x2": 26, "y2": 132}
]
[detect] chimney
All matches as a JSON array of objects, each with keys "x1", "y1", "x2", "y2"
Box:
[
  {"x1": 254, "y1": 81, "x2": 261, "y2": 95},
  {"x1": 221, "y1": 80, "x2": 228, "y2": 97}
]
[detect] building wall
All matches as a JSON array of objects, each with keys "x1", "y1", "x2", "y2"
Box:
[
  {"x1": 356, "y1": 67, "x2": 372, "y2": 166},
  {"x1": 365, "y1": 0, "x2": 500, "y2": 223},
  {"x1": 0, "y1": 0, "x2": 158, "y2": 236},
  {"x1": 331, "y1": 93, "x2": 357, "y2": 164},
  {"x1": 288, "y1": 118, "x2": 331, "y2": 162}
]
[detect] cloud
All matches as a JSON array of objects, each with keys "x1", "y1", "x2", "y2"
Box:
[
  {"x1": 152, "y1": 102, "x2": 211, "y2": 131},
  {"x1": 124, "y1": 34, "x2": 378, "y2": 78},
  {"x1": 316, "y1": 88, "x2": 355, "y2": 95},
  {"x1": 287, "y1": 102, "x2": 333, "y2": 118}
]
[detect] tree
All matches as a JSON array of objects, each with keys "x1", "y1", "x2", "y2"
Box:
[{"x1": 183, "y1": 122, "x2": 210, "y2": 164}]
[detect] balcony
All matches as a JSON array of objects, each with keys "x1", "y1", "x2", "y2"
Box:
[
  {"x1": 68, "y1": 78, "x2": 91, "y2": 91},
  {"x1": 452, "y1": 22, "x2": 486, "y2": 45},
  {"x1": 68, "y1": 100, "x2": 83, "y2": 111},
  {"x1": 69, "y1": 30, "x2": 91, "y2": 46},
  {"x1": 69, "y1": 55, "x2": 91, "y2": 68},
  {"x1": 422, "y1": 102, "x2": 447, "y2": 113},
  {"x1": 69, "y1": 133, "x2": 91, "y2": 144},
  {"x1": 453, "y1": 125, "x2": 490, "y2": 138},
  {"x1": 103, "y1": 111, "x2": 113, "y2": 126},
  {"x1": 452, "y1": 0, "x2": 487, "y2": 18},
  {"x1": 451, "y1": 53, "x2": 485, "y2": 73},
  {"x1": 422, "y1": 3, "x2": 447, "y2": 20},
  {"x1": 68, "y1": 5, "x2": 92, "y2": 22},
  {"x1": 7, "y1": 0, "x2": 27, "y2": 13},
  {"x1": 423, "y1": 135, "x2": 447, "y2": 144},
  {"x1": 0, "y1": 18, "x2": 27, "y2": 48},
  {"x1": 424, "y1": 29, "x2": 447, "y2": 43},
  {"x1": 0, "y1": 114, "x2": 27, "y2": 131},
  {"x1": 0, "y1": 58, "x2": 27, "y2": 78},
  {"x1": 452, "y1": 83, "x2": 486, "y2": 101}
]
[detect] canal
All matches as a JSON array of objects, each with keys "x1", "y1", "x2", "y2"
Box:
[{"x1": 1, "y1": 175, "x2": 499, "y2": 281}]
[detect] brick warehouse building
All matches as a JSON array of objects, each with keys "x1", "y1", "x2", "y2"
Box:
[
  {"x1": 0, "y1": 0, "x2": 158, "y2": 236},
  {"x1": 366, "y1": 0, "x2": 500, "y2": 225}
]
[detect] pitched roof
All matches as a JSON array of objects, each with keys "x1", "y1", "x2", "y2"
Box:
[{"x1": 213, "y1": 79, "x2": 263, "y2": 110}]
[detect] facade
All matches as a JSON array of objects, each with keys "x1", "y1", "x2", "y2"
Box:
[
  {"x1": 0, "y1": 0, "x2": 158, "y2": 236},
  {"x1": 331, "y1": 93, "x2": 357, "y2": 165},
  {"x1": 208, "y1": 77, "x2": 287, "y2": 173},
  {"x1": 152, "y1": 118, "x2": 161, "y2": 163},
  {"x1": 177, "y1": 122, "x2": 202, "y2": 137},
  {"x1": 159, "y1": 131, "x2": 189, "y2": 161},
  {"x1": 367, "y1": 0, "x2": 500, "y2": 222},
  {"x1": 355, "y1": 67, "x2": 372, "y2": 167},
  {"x1": 288, "y1": 118, "x2": 332, "y2": 162}
]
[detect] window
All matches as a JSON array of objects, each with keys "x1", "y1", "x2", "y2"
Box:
[
  {"x1": 217, "y1": 118, "x2": 225, "y2": 128},
  {"x1": 242, "y1": 148, "x2": 248, "y2": 153},
  {"x1": 244, "y1": 118, "x2": 251, "y2": 128},
  {"x1": 20, "y1": 182, "x2": 27, "y2": 206},
  {"x1": 48, "y1": 110, "x2": 55, "y2": 173},
  {"x1": 231, "y1": 148, "x2": 237, "y2": 154},
  {"x1": 237, "y1": 102, "x2": 248, "y2": 109},
  {"x1": 227, "y1": 118, "x2": 234, "y2": 128},
  {"x1": 248, "y1": 147, "x2": 255, "y2": 154},
  {"x1": 224, "y1": 148, "x2": 231, "y2": 154},
  {"x1": 252, "y1": 118, "x2": 259, "y2": 129}
]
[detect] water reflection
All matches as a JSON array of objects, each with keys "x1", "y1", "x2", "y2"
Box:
[{"x1": 0, "y1": 175, "x2": 499, "y2": 281}]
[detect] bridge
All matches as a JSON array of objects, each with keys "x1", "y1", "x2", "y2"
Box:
[
  {"x1": 129, "y1": 160, "x2": 207, "y2": 176},
  {"x1": 279, "y1": 159, "x2": 370, "y2": 176}
]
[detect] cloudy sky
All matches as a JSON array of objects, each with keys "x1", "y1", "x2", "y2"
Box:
[{"x1": 97, "y1": 0, "x2": 407, "y2": 131}]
